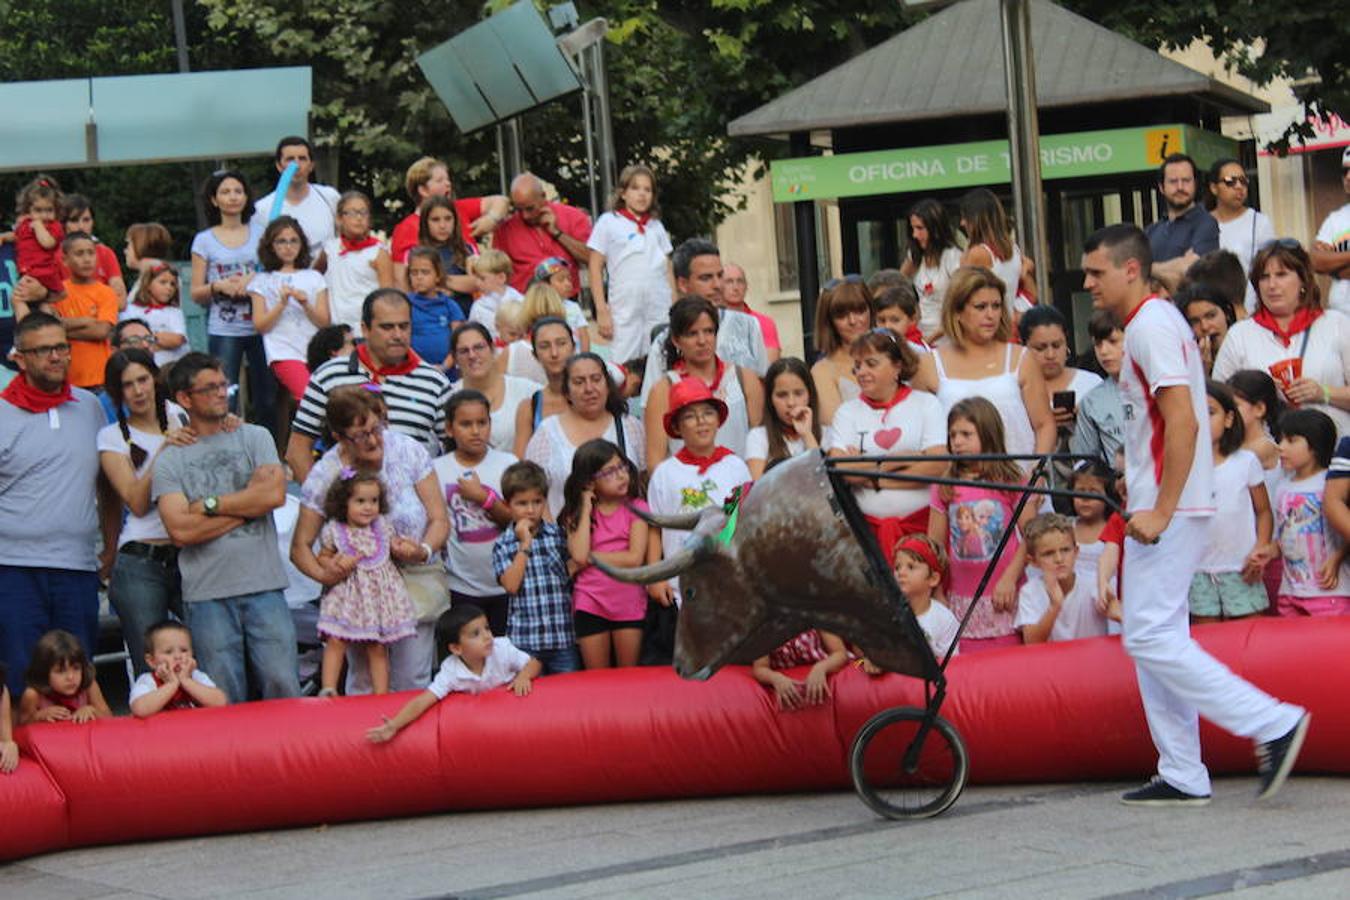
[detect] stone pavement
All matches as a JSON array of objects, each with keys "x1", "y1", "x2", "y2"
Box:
[{"x1": 5, "y1": 777, "x2": 1348, "y2": 898}]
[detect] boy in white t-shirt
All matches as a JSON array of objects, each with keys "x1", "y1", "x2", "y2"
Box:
[
  {"x1": 365, "y1": 604, "x2": 540, "y2": 744},
  {"x1": 1015, "y1": 514, "x2": 1107, "y2": 643},
  {"x1": 128, "y1": 621, "x2": 228, "y2": 716},
  {"x1": 467, "y1": 249, "x2": 523, "y2": 339}
]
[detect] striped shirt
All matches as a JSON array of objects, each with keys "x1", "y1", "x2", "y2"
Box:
[{"x1": 292, "y1": 350, "x2": 451, "y2": 458}]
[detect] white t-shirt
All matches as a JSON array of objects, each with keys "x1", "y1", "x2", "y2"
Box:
[
  {"x1": 915, "y1": 600, "x2": 960, "y2": 662},
  {"x1": 127, "y1": 669, "x2": 218, "y2": 704},
  {"x1": 1014, "y1": 576, "x2": 1106, "y2": 641},
  {"x1": 451, "y1": 376, "x2": 535, "y2": 453},
  {"x1": 914, "y1": 246, "x2": 962, "y2": 340},
  {"x1": 322, "y1": 237, "x2": 385, "y2": 331},
  {"x1": 744, "y1": 425, "x2": 806, "y2": 469},
  {"x1": 648, "y1": 453, "x2": 752, "y2": 606},
  {"x1": 824, "y1": 391, "x2": 946, "y2": 518},
  {"x1": 97, "y1": 419, "x2": 179, "y2": 545},
  {"x1": 432, "y1": 447, "x2": 516, "y2": 597},
  {"x1": 1198, "y1": 449, "x2": 1264, "y2": 573},
  {"x1": 468, "y1": 286, "x2": 525, "y2": 339},
  {"x1": 586, "y1": 212, "x2": 672, "y2": 287},
  {"x1": 246, "y1": 269, "x2": 329, "y2": 364},
  {"x1": 426, "y1": 637, "x2": 532, "y2": 698},
  {"x1": 1274, "y1": 471, "x2": 1350, "y2": 597},
  {"x1": 121, "y1": 303, "x2": 189, "y2": 367},
  {"x1": 1218, "y1": 208, "x2": 1275, "y2": 314},
  {"x1": 1211, "y1": 311, "x2": 1350, "y2": 436},
  {"x1": 1315, "y1": 202, "x2": 1350, "y2": 316},
  {"x1": 1119, "y1": 297, "x2": 1215, "y2": 517},
  {"x1": 253, "y1": 182, "x2": 340, "y2": 257}
]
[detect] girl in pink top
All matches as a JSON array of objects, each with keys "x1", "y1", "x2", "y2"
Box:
[
  {"x1": 928, "y1": 397, "x2": 1037, "y2": 652},
  {"x1": 562, "y1": 439, "x2": 651, "y2": 669}
]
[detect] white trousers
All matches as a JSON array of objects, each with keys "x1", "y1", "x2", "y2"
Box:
[
  {"x1": 608, "y1": 281, "x2": 673, "y2": 364},
  {"x1": 1122, "y1": 515, "x2": 1304, "y2": 795}
]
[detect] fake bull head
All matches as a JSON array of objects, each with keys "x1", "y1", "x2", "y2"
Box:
[{"x1": 593, "y1": 451, "x2": 937, "y2": 682}]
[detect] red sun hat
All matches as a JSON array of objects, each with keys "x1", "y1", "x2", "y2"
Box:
[{"x1": 663, "y1": 378, "x2": 729, "y2": 439}]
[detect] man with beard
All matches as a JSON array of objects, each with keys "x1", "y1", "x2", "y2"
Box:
[
  {"x1": 0, "y1": 312, "x2": 107, "y2": 697},
  {"x1": 1146, "y1": 153, "x2": 1220, "y2": 291},
  {"x1": 155, "y1": 352, "x2": 298, "y2": 703},
  {"x1": 286, "y1": 288, "x2": 451, "y2": 482}
]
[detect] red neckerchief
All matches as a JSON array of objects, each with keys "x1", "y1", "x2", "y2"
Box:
[
  {"x1": 1252, "y1": 305, "x2": 1322, "y2": 348},
  {"x1": 153, "y1": 673, "x2": 196, "y2": 710},
  {"x1": 673, "y1": 357, "x2": 726, "y2": 393},
  {"x1": 903, "y1": 324, "x2": 926, "y2": 347},
  {"x1": 676, "y1": 445, "x2": 734, "y2": 475},
  {"x1": 616, "y1": 207, "x2": 651, "y2": 234},
  {"x1": 356, "y1": 344, "x2": 422, "y2": 381},
  {"x1": 859, "y1": 385, "x2": 912, "y2": 411},
  {"x1": 1, "y1": 372, "x2": 74, "y2": 413},
  {"x1": 340, "y1": 235, "x2": 380, "y2": 255},
  {"x1": 48, "y1": 691, "x2": 84, "y2": 712}
]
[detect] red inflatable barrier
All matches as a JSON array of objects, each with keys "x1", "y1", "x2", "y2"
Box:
[{"x1": 4, "y1": 618, "x2": 1347, "y2": 860}]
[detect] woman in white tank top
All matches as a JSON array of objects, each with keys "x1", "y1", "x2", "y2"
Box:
[
  {"x1": 900, "y1": 199, "x2": 962, "y2": 341},
  {"x1": 959, "y1": 188, "x2": 1029, "y2": 316},
  {"x1": 917, "y1": 266, "x2": 1056, "y2": 463}
]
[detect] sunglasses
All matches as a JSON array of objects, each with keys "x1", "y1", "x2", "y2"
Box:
[
  {"x1": 1218, "y1": 176, "x2": 1248, "y2": 188},
  {"x1": 1260, "y1": 238, "x2": 1303, "y2": 252},
  {"x1": 823, "y1": 274, "x2": 865, "y2": 291}
]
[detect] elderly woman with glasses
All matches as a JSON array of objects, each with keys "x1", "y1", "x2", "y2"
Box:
[
  {"x1": 1213, "y1": 240, "x2": 1350, "y2": 435},
  {"x1": 291, "y1": 385, "x2": 450, "y2": 693},
  {"x1": 810, "y1": 275, "x2": 875, "y2": 427}
]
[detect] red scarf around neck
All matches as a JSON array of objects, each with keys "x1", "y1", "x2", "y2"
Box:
[
  {"x1": 673, "y1": 357, "x2": 726, "y2": 393},
  {"x1": 1, "y1": 372, "x2": 74, "y2": 413},
  {"x1": 356, "y1": 343, "x2": 422, "y2": 380},
  {"x1": 903, "y1": 324, "x2": 926, "y2": 347},
  {"x1": 859, "y1": 384, "x2": 912, "y2": 412},
  {"x1": 340, "y1": 235, "x2": 381, "y2": 255},
  {"x1": 1252, "y1": 305, "x2": 1322, "y2": 348},
  {"x1": 676, "y1": 445, "x2": 734, "y2": 475},
  {"x1": 616, "y1": 207, "x2": 651, "y2": 234}
]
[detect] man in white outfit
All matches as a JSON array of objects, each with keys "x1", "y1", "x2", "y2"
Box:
[{"x1": 1082, "y1": 223, "x2": 1309, "y2": 806}]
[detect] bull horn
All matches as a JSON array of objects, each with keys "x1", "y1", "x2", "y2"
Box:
[
  {"x1": 626, "y1": 502, "x2": 706, "y2": 531},
  {"x1": 590, "y1": 541, "x2": 709, "y2": 584}
]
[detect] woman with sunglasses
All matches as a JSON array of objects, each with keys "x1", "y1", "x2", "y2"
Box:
[
  {"x1": 291, "y1": 385, "x2": 450, "y2": 693},
  {"x1": 1212, "y1": 240, "x2": 1350, "y2": 435},
  {"x1": 811, "y1": 275, "x2": 874, "y2": 427},
  {"x1": 1209, "y1": 159, "x2": 1274, "y2": 314}
]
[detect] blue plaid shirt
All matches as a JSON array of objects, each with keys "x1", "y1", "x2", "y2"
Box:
[{"x1": 492, "y1": 522, "x2": 574, "y2": 651}]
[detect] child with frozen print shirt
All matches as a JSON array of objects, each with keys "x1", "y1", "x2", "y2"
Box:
[
  {"x1": 1272, "y1": 409, "x2": 1350, "y2": 615},
  {"x1": 1015, "y1": 513, "x2": 1108, "y2": 643},
  {"x1": 646, "y1": 379, "x2": 751, "y2": 607},
  {"x1": 432, "y1": 390, "x2": 516, "y2": 635}
]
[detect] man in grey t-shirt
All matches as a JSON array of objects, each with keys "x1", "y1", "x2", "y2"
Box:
[{"x1": 154, "y1": 353, "x2": 299, "y2": 703}]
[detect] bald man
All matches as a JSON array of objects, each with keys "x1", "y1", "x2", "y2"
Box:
[{"x1": 493, "y1": 173, "x2": 592, "y2": 297}]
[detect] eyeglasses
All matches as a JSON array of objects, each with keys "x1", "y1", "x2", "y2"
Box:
[
  {"x1": 272, "y1": 237, "x2": 302, "y2": 246},
  {"x1": 19, "y1": 343, "x2": 71, "y2": 357},
  {"x1": 871, "y1": 327, "x2": 899, "y2": 344},
  {"x1": 341, "y1": 425, "x2": 381, "y2": 444},
  {"x1": 1219, "y1": 176, "x2": 1248, "y2": 188},
  {"x1": 677, "y1": 407, "x2": 720, "y2": 425},
  {"x1": 595, "y1": 463, "x2": 628, "y2": 481},
  {"x1": 456, "y1": 341, "x2": 492, "y2": 356},
  {"x1": 188, "y1": 380, "x2": 230, "y2": 396},
  {"x1": 339, "y1": 209, "x2": 370, "y2": 219},
  {"x1": 119, "y1": 334, "x2": 158, "y2": 347},
  {"x1": 823, "y1": 274, "x2": 864, "y2": 291}
]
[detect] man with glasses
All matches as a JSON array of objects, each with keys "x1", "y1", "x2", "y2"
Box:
[
  {"x1": 154, "y1": 352, "x2": 299, "y2": 703},
  {"x1": 722, "y1": 262, "x2": 781, "y2": 364},
  {"x1": 1311, "y1": 146, "x2": 1350, "y2": 316},
  {"x1": 1145, "y1": 153, "x2": 1220, "y2": 291},
  {"x1": 286, "y1": 288, "x2": 450, "y2": 482},
  {"x1": 495, "y1": 173, "x2": 592, "y2": 297},
  {"x1": 0, "y1": 312, "x2": 108, "y2": 697},
  {"x1": 253, "y1": 136, "x2": 340, "y2": 257}
]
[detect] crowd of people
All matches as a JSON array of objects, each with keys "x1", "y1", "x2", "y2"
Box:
[{"x1": 1, "y1": 137, "x2": 1348, "y2": 778}]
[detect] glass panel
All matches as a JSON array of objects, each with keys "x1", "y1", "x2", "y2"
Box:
[
  {"x1": 1059, "y1": 191, "x2": 1101, "y2": 271},
  {"x1": 774, "y1": 203, "x2": 799, "y2": 292},
  {"x1": 856, "y1": 220, "x2": 886, "y2": 279},
  {"x1": 0, "y1": 79, "x2": 90, "y2": 169}
]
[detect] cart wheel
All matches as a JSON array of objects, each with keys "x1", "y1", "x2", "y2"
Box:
[{"x1": 849, "y1": 706, "x2": 969, "y2": 819}]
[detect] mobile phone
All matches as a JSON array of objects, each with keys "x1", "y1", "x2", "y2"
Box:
[{"x1": 1052, "y1": 390, "x2": 1076, "y2": 411}]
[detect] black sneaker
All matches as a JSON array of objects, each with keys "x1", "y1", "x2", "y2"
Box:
[
  {"x1": 1120, "y1": 776, "x2": 1211, "y2": 807},
  {"x1": 1256, "y1": 712, "x2": 1311, "y2": 800}
]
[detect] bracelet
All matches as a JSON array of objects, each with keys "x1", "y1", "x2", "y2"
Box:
[
  {"x1": 480, "y1": 487, "x2": 499, "y2": 510},
  {"x1": 1322, "y1": 383, "x2": 1332, "y2": 404},
  {"x1": 419, "y1": 542, "x2": 433, "y2": 563},
  {"x1": 550, "y1": 229, "x2": 562, "y2": 240}
]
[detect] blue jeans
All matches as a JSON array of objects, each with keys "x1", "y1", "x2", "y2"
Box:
[
  {"x1": 0, "y1": 566, "x2": 99, "y2": 696},
  {"x1": 208, "y1": 332, "x2": 276, "y2": 427},
  {"x1": 108, "y1": 548, "x2": 183, "y2": 676},
  {"x1": 185, "y1": 590, "x2": 300, "y2": 704},
  {"x1": 518, "y1": 644, "x2": 581, "y2": 676}
]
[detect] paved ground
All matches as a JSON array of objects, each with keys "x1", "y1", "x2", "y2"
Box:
[{"x1": 6, "y1": 776, "x2": 1348, "y2": 899}]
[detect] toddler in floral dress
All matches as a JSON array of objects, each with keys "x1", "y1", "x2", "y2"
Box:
[{"x1": 318, "y1": 469, "x2": 417, "y2": 695}]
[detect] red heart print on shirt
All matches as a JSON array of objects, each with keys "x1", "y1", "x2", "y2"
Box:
[{"x1": 874, "y1": 427, "x2": 902, "y2": 449}]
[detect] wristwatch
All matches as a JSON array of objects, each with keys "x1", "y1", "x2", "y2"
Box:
[
  {"x1": 549, "y1": 228, "x2": 562, "y2": 240},
  {"x1": 203, "y1": 496, "x2": 220, "y2": 517}
]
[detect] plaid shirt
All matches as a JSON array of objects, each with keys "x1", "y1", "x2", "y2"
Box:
[{"x1": 492, "y1": 522, "x2": 574, "y2": 651}]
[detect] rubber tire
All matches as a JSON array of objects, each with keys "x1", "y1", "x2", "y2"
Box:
[{"x1": 849, "y1": 706, "x2": 969, "y2": 820}]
